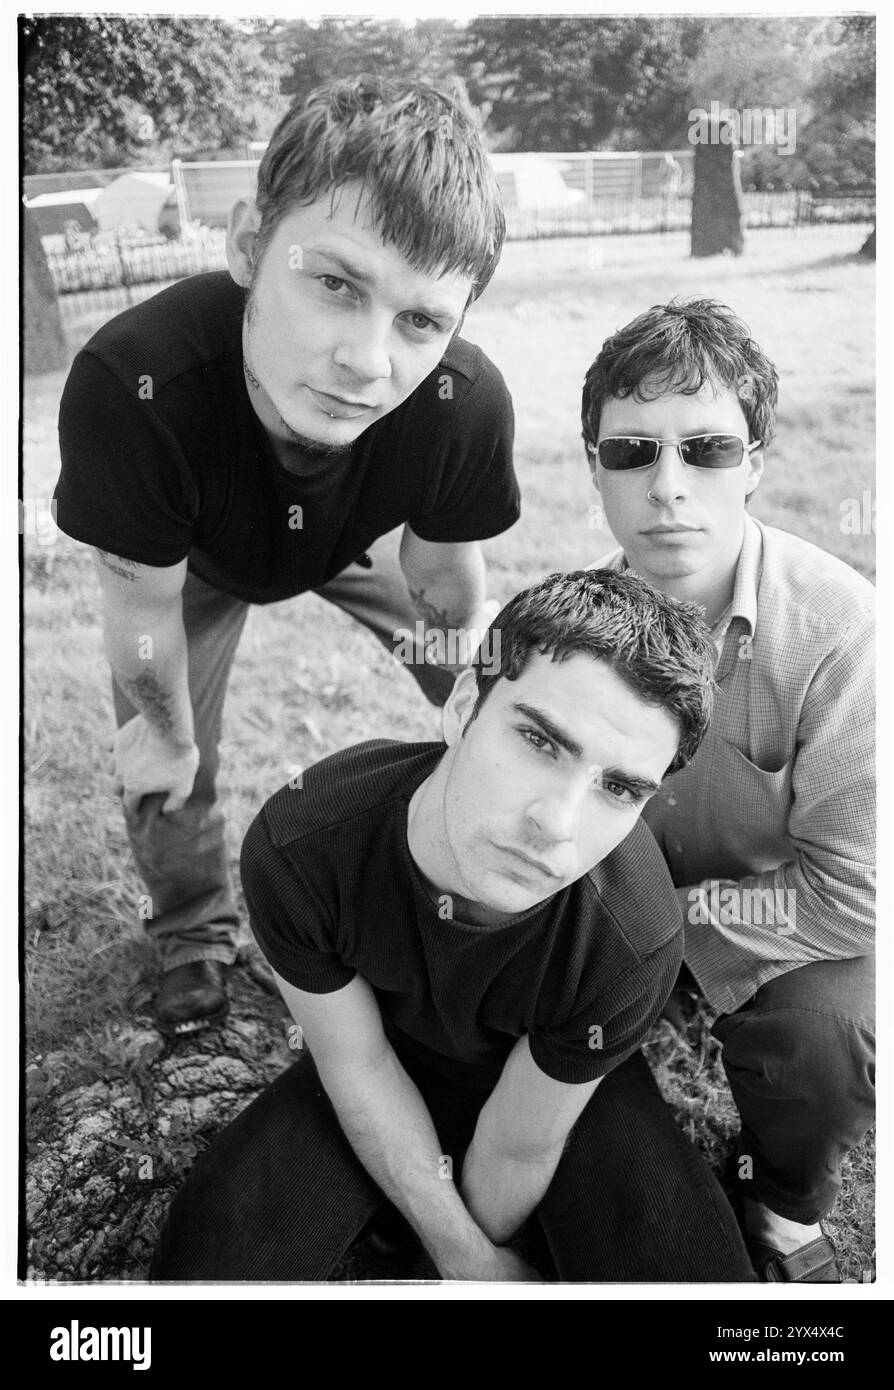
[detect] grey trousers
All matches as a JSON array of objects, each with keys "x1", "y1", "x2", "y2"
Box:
[{"x1": 112, "y1": 530, "x2": 454, "y2": 969}]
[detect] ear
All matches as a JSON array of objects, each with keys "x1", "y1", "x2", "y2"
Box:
[
  {"x1": 744, "y1": 444, "x2": 765, "y2": 498},
  {"x1": 442, "y1": 666, "x2": 480, "y2": 747},
  {"x1": 226, "y1": 198, "x2": 262, "y2": 288}
]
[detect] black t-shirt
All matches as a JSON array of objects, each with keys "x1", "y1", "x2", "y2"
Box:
[
  {"x1": 54, "y1": 272, "x2": 519, "y2": 604},
  {"x1": 241, "y1": 739, "x2": 683, "y2": 1089}
]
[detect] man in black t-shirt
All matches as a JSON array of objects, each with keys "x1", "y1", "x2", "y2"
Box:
[
  {"x1": 151, "y1": 570, "x2": 755, "y2": 1282},
  {"x1": 53, "y1": 78, "x2": 518, "y2": 1035}
]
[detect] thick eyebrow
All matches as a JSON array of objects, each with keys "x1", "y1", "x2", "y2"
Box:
[
  {"x1": 600, "y1": 768, "x2": 663, "y2": 798},
  {"x1": 304, "y1": 246, "x2": 373, "y2": 283},
  {"x1": 304, "y1": 247, "x2": 460, "y2": 323},
  {"x1": 511, "y1": 700, "x2": 662, "y2": 797},
  {"x1": 511, "y1": 701, "x2": 583, "y2": 758}
]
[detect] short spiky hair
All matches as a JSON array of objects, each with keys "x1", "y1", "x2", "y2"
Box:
[
  {"x1": 470, "y1": 569, "x2": 716, "y2": 776},
  {"x1": 254, "y1": 75, "x2": 505, "y2": 299},
  {"x1": 581, "y1": 298, "x2": 779, "y2": 450}
]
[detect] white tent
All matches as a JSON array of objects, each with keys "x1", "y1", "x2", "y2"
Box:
[
  {"x1": 489, "y1": 154, "x2": 586, "y2": 210},
  {"x1": 95, "y1": 171, "x2": 173, "y2": 233}
]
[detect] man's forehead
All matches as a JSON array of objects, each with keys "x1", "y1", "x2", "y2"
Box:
[
  {"x1": 603, "y1": 376, "x2": 745, "y2": 417},
  {"x1": 275, "y1": 186, "x2": 473, "y2": 301},
  {"x1": 496, "y1": 652, "x2": 674, "y2": 740}
]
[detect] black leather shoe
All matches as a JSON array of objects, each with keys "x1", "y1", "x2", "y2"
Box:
[{"x1": 154, "y1": 961, "x2": 230, "y2": 1038}]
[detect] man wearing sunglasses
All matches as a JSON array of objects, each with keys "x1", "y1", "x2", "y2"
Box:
[{"x1": 581, "y1": 298, "x2": 875, "y2": 1283}]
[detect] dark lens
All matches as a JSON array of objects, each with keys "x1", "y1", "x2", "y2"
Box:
[
  {"x1": 679, "y1": 435, "x2": 744, "y2": 469},
  {"x1": 597, "y1": 438, "x2": 660, "y2": 471}
]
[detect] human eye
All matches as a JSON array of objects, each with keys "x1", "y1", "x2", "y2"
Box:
[
  {"x1": 401, "y1": 310, "x2": 445, "y2": 338},
  {"x1": 517, "y1": 726, "x2": 558, "y2": 758},
  {"x1": 600, "y1": 777, "x2": 642, "y2": 807},
  {"x1": 317, "y1": 274, "x2": 356, "y2": 299}
]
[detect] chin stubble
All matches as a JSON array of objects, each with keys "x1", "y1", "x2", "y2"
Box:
[
  {"x1": 275, "y1": 414, "x2": 354, "y2": 457},
  {"x1": 243, "y1": 309, "x2": 353, "y2": 458}
]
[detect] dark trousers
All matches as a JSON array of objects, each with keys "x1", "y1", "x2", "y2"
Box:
[
  {"x1": 150, "y1": 1048, "x2": 755, "y2": 1283},
  {"x1": 707, "y1": 955, "x2": 875, "y2": 1224},
  {"x1": 112, "y1": 529, "x2": 453, "y2": 970}
]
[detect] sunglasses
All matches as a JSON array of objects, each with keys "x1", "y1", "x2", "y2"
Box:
[{"x1": 588, "y1": 434, "x2": 762, "y2": 472}]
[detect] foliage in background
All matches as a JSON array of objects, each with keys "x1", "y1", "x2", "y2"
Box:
[
  {"x1": 687, "y1": 15, "x2": 875, "y2": 193},
  {"x1": 21, "y1": 14, "x2": 286, "y2": 172},
  {"x1": 462, "y1": 15, "x2": 705, "y2": 151},
  {"x1": 252, "y1": 15, "x2": 460, "y2": 98},
  {"x1": 22, "y1": 13, "x2": 875, "y2": 190},
  {"x1": 798, "y1": 16, "x2": 876, "y2": 193}
]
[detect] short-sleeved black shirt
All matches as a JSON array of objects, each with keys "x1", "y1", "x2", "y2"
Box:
[
  {"x1": 241, "y1": 739, "x2": 683, "y2": 1088},
  {"x1": 54, "y1": 272, "x2": 519, "y2": 604}
]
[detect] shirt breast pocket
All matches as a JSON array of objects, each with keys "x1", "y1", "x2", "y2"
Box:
[{"x1": 707, "y1": 738, "x2": 795, "y2": 875}]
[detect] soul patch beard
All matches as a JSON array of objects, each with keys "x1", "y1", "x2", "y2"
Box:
[{"x1": 274, "y1": 412, "x2": 354, "y2": 457}]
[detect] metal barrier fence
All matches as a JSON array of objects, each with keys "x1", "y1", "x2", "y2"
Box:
[
  {"x1": 504, "y1": 189, "x2": 875, "y2": 240},
  {"x1": 505, "y1": 194, "x2": 689, "y2": 239},
  {"x1": 47, "y1": 229, "x2": 228, "y2": 296}
]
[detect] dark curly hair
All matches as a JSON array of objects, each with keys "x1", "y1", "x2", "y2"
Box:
[
  {"x1": 581, "y1": 297, "x2": 779, "y2": 452},
  {"x1": 469, "y1": 568, "x2": 717, "y2": 777}
]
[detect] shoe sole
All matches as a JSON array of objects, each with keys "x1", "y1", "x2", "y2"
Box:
[{"x1": 155, "y1": 1002, "x2": 229, "y2": 1040}]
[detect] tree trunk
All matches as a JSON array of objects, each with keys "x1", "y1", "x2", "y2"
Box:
[
  {"x1": 691, "y1": 121, "x2": 745, "y2": 258},
  {"x1": 24, "y1": 959, "x2": 433, "y2": 1281},
  {"x1": 25, "y1": 966, "x2": 292, "y2": 1281},
  {"x1": 23, "y1": 208, "x2": 69, "y2": 375}
]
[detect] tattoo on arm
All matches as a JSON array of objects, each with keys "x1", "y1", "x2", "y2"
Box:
[
  {"x1": 97, "y1": 550, "x2": 139, "y2": 583},
  {"x1": 123, "y1": 669, "x2": 174, "y2": 737},
  {"x1": 243, "y1": 356, "x2": 261, "y2": 391},
  {"x1": 408, "y1": 586, "x2": 456, "y2": 630}
]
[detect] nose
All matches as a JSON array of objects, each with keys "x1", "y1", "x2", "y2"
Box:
[
  {"x1": 524, "y1": 781, "x2": 582, "y2": 849},
  {"x1": 331, "y1": 311, "x2": 393, "y2": 385},
  {"x1": 647, "y1": 441, "x2": 691, "y2": 505}
]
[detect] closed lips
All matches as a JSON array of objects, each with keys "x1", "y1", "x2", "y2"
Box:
[{"x1": 501, "y1": 846, "x2": 561, "y2": 877}]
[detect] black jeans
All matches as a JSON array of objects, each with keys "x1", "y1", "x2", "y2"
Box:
[{"x1": 150, "y1": 1047, "x2": 755, "y2": 1283}]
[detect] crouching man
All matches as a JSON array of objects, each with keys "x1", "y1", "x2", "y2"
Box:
[
  {"x1": 150, "y1": 569, "x2": 755, "y2": 1282},
  {"x1": 581, "y1": 298, "x2": 875, "y2": 1281}
]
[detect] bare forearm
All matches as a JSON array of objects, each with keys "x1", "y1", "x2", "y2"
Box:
[
  {"x1": 404, "y1": 545, "x2": 487, "y2": 630},
  {"x1": 402, "y1": 548, "x2": 495, "y2": 675},
  {"x1": 461, "y1": 1136, "x2": 561, "y2": 1246},
  {"x1": 321, "y1": 1049, "x2": 497, "y2": 1278},
  {"x1": 102, "y1": 600, "x2": 194, "y2": 746}
]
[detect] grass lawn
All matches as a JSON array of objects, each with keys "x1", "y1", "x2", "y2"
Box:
[{"x1": 23, "y1": 223, "x2": 875, "y2": 1281}]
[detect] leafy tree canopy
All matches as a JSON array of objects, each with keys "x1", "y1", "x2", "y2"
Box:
[
  {"x1": 252, "y1": 15, "x2": 460, "y2": 100},
  {"x1": 22, "y1": 13, "x2": 874, "y2": 192},
  {"x1": 21, "y1": 15, "x2": 286, "y2": 172},
  {"x1": 462, "y1": 15, "x2": 705, "y2": 151}
]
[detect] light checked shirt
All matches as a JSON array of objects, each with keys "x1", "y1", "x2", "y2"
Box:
[{"x1": 596, "y1": 515, "x2": 875, "y2": 1012}]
